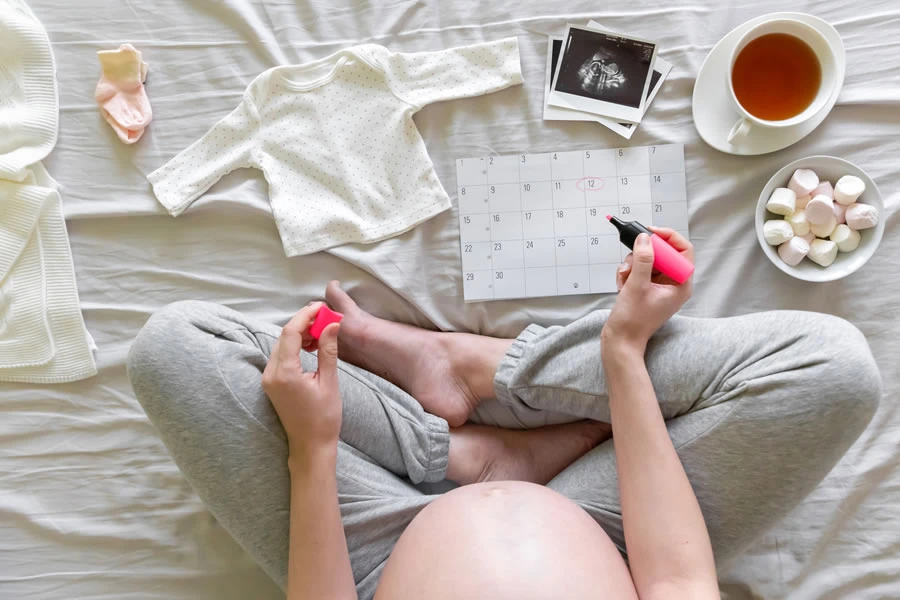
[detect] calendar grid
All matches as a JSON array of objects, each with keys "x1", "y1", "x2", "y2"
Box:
[
  {"x1": 549, "y1": 152, "x2": 560, "y2": 298},
  {"x1": 457, "y1": 144, "x2": 688, "y2": 302}
]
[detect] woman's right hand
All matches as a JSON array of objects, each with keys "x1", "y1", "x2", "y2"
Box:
[
  {"x1": 262, "y1": 303, "x2": 342, "y2": 459},
  {"x1": 602, "y1": 228, "x2": 694, "y2": 351}
]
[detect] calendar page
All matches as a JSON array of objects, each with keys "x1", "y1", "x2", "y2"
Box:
[{"x1": 456, "y1": 143, "x2": 688, "y2": 302}]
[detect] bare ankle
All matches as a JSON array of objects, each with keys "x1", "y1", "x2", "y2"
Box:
[{"x1": 441, "y1": 333, "x2": 512, "y2": 402}]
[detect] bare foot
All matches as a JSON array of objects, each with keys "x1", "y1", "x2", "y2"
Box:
[
  {"x1": 326, "y1": 281, "x2": 486, "y2": 426},
  {"x1": 446, "y1": 421, "x2": 612, "y2": 486}
]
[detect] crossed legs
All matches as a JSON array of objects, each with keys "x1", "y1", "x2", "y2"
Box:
[{"x1": 128, "y1": 289, "x2": 880, "y2": 599}]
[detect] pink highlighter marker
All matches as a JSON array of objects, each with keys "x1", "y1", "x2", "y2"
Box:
[
  {"x1": 606, "y1": 215, "x2": 694, "y2": 284},
  {"x1": 309, "y1": 306, "x2": 344, "y2": 340}
]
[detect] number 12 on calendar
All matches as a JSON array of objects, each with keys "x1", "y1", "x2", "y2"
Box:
[{"x1": 456, "y1": 144, "x2": 689, "y2": 302}]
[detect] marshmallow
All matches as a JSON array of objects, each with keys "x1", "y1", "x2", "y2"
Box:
[
  {"x1": 805, "y1": 194, "x2": 834, "y2": 225},
  {"x1": 777, "y1": 236, "x2": 810, "y2": 266},
  {"x1": 795, "y1": 194, "x2": 811, "y2": 209},
  {"x1": 785, "y1": 209, "x2": 810, "y2": 236},
  {"x1": 764, "y1": 219, "x2": 795, "y2": 245},
  {"x1": 832, "y1": 201, "x2": 847, "y2": 225},
  {"x1": 800, "y1": 232, "x2": 816, "y2": 245},
  {"x1": 766, "y1": 187, "x2": 796, "y2": 216},
  {"x1": 788, "y1": 168, "x2": 819, "y2": 196},
  {"x1": 808, "y1": 239, "x2": 838, "y2": 267},
  {"x1": 830, "y1": 223, "x2": 861, "y2": 252},
  {"x1": 845, "y1": 202, "x2": 879, "y2": 230},
  {"x1": 809, "y1": 214, "x2": 837, "y2": 238},
  {"x1": 834, "y1": 175, "x2": 865, "y2": 205},
  {"x1": 811, "y1": 181, "x2": 834, "y2": 200}
]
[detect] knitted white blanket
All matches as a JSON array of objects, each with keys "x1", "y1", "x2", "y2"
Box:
[{"x1": 0, "y1": 0, "x2": 96, "y2": 383}]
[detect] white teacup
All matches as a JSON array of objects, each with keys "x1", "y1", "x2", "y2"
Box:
[{"x1": 727, "y1": 18, "x2": 839, "y2": 143}]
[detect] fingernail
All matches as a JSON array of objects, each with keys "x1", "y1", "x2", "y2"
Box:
[
  {"x1": 636, "y1": 233, "x2": 650, "y2": 247},
  {"x1": 618, "y1": 263, "x2": 628, "y2": 273}
]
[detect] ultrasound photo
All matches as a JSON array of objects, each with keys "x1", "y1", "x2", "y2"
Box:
[{"x1": 549, "y1": 26, "x2": 657, "y2": 122}]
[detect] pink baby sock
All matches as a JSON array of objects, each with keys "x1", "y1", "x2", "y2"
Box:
[{"x1": 95, "y1": 44, "x2": 152, "y2": 144}]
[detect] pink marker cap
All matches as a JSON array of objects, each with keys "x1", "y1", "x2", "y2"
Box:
[{"x1": 309, "y1": 306, "x2": 343, "y2": 339}]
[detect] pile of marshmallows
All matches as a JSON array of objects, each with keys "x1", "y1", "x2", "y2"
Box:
[{"x1": 764, "y1": 169, "x2": 879, "y2": 267}]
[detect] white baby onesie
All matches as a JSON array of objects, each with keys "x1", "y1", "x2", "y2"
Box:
[{"x1": 147, "y1": 38, "x2": 523, "y2": 256}]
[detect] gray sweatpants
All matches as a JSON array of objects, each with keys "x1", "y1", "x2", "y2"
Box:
[{"x1": 127, "y1": 301, "x2": 880, "y2": 599}]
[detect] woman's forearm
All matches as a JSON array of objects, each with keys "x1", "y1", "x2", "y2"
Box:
[
  {"x1": 286, "y1": 447, "x2": 357, "y2": 600},
  {"x1": 602, "y1": 340, "x2": 718, "y2": 599}
]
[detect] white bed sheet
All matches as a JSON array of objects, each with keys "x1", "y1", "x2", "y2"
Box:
[{"x1": 2, "y1": 0, "x2": 898, "y2": 598}]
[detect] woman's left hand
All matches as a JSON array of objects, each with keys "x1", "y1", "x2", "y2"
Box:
[{"x1": 262, "y1": 302, "x2": 342, "y2": 457}]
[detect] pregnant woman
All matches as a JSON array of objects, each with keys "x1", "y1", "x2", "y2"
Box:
[{"x1": 128, "y1": 229, "x2": 879, "y2": 599}]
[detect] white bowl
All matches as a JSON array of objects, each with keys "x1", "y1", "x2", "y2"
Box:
[{"x1": 756, "y1": 156, "x2": 884, "y2": 282}]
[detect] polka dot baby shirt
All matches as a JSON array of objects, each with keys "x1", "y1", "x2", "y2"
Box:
[{"x1": 147, "y1": 38, "x2": 523, "y2": 256}]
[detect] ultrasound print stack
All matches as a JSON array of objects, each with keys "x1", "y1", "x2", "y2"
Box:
[{"x1": 544, "y1": 21, "x2": 672, "y2": 139}]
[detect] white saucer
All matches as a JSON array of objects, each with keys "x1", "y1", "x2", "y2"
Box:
[{"x1": 692, "y1": 12, "x2": 845, "y2": 156}]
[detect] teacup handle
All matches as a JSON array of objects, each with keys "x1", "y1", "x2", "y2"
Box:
[{"x1": 727, "y1": 118, "x2": 752, "y2": 143}]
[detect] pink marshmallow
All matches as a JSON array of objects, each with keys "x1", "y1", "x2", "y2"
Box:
[
  {"x1": 805, "y1": 194, "x2": 834, "y2": 225},
  {"x1": 778, "y1": 236, "x2": 810, "y2": 267},
  {"x1": 832, "y1": 201, "x2": 846, "y2": 225},
  {"x1": 811, "y1": 181, "x2": 833, "y2": 200},
  {"x1": 795, "y1": 194, "x2": 811, "y2": 209},
  {"x1": 845, "y1": 203, "x2": 879, "y2": 230},
  {"x1": 788, "y1": 168, "x2": 819, "y2": 196}
]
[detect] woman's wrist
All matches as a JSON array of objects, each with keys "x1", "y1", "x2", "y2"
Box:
[
  {"x1": 288, "y1": 441, "x2": 338, "y2": 475},
  {"x1": 601, "y1": 324, "x2": 648, "y2": 359}
]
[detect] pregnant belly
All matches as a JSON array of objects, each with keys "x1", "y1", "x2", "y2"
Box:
[{"x1": 374, "y1": 481, "x2": 638, "y2": 600}]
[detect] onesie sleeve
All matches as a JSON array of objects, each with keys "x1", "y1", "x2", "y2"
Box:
[
  {"x1": 147, "y1": 92, "x2": 260, "y2": 216},
  {"x1": 366, "y1": 38, "x2": 523, "y2": 110}
]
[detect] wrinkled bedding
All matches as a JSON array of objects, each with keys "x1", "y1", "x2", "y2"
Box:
[{"x1": 2, "y1": 0, "x2": 898, "y2": 598}]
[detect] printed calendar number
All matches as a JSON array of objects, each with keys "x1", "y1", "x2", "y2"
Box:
[
  {"x1": 621, "y1": 206, "x2": 631, "y2": 215},
  {"x1": 556, "y1": 208, "x2": 587, "y2": 236},
  {"x1": 655, "y1": 204, "x2": 662, "y2": 212},
  {"x1": 523, "y1": 238, "x2": 555, "y2": 268},
  {"x1": 464, "y1": 244, "x2": 472, "y2": 252},
  {"x1": 466, "y1": 273, "x2": 474, "y2": 281},
  {"x1": 496, "y1": 271, "x2": 504, "y2": 279}
]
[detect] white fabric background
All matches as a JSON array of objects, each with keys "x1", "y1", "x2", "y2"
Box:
[{"x1": 1, "y1": 1, "x2": 898, "y2": 598}]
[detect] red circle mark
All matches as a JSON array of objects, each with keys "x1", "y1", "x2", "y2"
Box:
[{"x1": 576, "y1": 176, "x2": 607, "y2": 192}]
